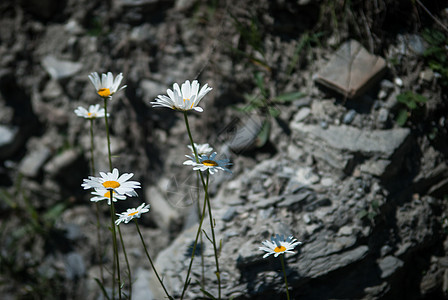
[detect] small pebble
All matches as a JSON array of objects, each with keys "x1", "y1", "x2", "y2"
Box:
[
  {"x1": 394, "y1": 78, "x2": 403, "y2": 87},
  {"x1": 378, "y1": 108, "x2": 389, "y2": 123},
  {"x1": 378, "y1": 90, "x2": 388, "y2": 99},
  {"x1": 343, "y1": 109, "x2": 356, "y2": 124}
]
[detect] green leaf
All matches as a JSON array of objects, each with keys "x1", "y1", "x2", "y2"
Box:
[
  {"x1": 255, "y1": 120, "x2": 271, "y2": 148},
  {"x1": 396, "y1": 91, "x2": 427, "y2": 110},
  {"x1": 413, "y1": 93, "x2": 428, "y2": 103},
  {"x1": 0, "y1": 189, "x2": 16, "y2": 209},
  {"x1": 274, "y1": 91, "x2": 306, "y2": 103},
  {"x1": 254, "y1": 72, "x2": 268, "y2": 98},
  {"x1": 236, "y1": 103, "x2": 256, "y2": 112},
  {"x1": 94, "y1": 278, "x2": 111, "y2": 300},
  {"x1": 268, "y1": 106, "x2": 280, "y2": 118},
  {"x1": 202, "y1": 229, "x2": 213, "y2": 244},
  {"x1": 368, "y1": 212, "x2": 377, "y2": 220},
  {"x1": 200, "y1": 288, "x2": 218, "y2": 300},
  {"x1": 43, "y1": 203, "x2": 66, "y2": 224},
  {"x1": 358, "y1": 209, "x2": 368, "y2": 219},
  {"x1": 396, "y1": 109, "x2": 409, "y2": 127}
]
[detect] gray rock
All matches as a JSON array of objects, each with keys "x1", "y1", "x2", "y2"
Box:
[
  {"x1": 41, "y1": 55, "x2": 82, "y2": 80},
  {"x1": 359, "y1": 159, "x2": 391, "y2": 177},
  {"x1": 293, "y1": 97, "x2": 312, "y2": 108},
  {"x1": 145, "y1": 186, "x2": 180, "y2": 230},
  {"x1": 293, "y1": 107, "x2": 311, "y2": 123},
  {"x1": 278, "y1": 190, "x2": 316, "y2": 208},
  {"x1": 378, "y1": 256, "x2": 404, "y2": 279},
  {"x1": 0, "y1": 125, "x2": 18, "y2": 148},
  {"x1": 380, "y1": 79, "x2": 394, "y2": 91},
  {"x1": 420, "y1": 68, "x2": 435, "y2": 82},
  {"x1": 221, "y1": 207, "x2": 237, "y2": 222},
  {"x1": 428, "y1": 177, "x2": 448, "y2": 197},
  {"x1": 63, "y1": 223, "x2": 83, "y2": 241},
  {"x1": 377, "y1": 107, "x2": 389, "y2": 123},
  {"x1": 44, "y1": 149, "x2": 79, "y2": 177},
  {"x1": 64, "y1": 19, "x2": 84, "y2": 35},
  {"x1": 292, "y1": 124, "x2": 410, "y2": 156},
  {"x1": 406, "y1": 34, "x2": 426, "y2": 55},
  {"x1": 42, "y1": 80, "x2": 63, "y2": 99},
  {"x1": 0, "y1": 125, "x2": 20, "y2": 159},
  {"x1": 132, "y1": 268, "x2": 155, "y2": 300},
  {"x1": 254, "y1": 196, "x2": 282, "y2": 208},
  {"x1": 64, "y1": 252, "x2": 86, "y2": 280},
  {"x1": 302, "y1": 245, "x2": 369, "y2": 278},
  {"x1": 140, "y1": 79, "x2": 164, "y2": 102},
  {"x1": 343, "y1": 109, "x2": 356, "y2": 124},
  {"x1": 394, "y1": 77, "x2": 403, "y2": 87},
  {"x1": 378, "y1": 90, "x2": 388, "y2": 99},
  {"x1": 227, "y1": 114, "x2": 264, "y2": 153},
  {"x1": 19, "y1": 146, "x2": 52, "y2": 177},
  {"x1": 314, "y1": 40, "x2": 387, "y2": 98}
]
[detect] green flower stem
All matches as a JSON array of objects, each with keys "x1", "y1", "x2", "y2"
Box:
[
  {"x1": 117, "y1": 225, "x2": 132, "y2": 300},
  {"x1": 134, "y1": 220, "x2": 173, "y2": 300},
  {"x1": 103, "y1": 98, "x2": 113, "y2": 171},
  {"x1": 180, "y1": 171, "x2": 209, "y2": 300},
  {"x1": 196, "y1": 172, "x2": 205, "y2": 291},
  {"x1": 205, "y1": 171, "x2": 221, "y2": 300},
  {"x1": 109, "y1": 191, "x2": 121, "y2": 300},
  {"x1": 182, "y1": 112, "x2": 221, "y2": 299},
  {"x1": 103, "y1": 98, "x2": 122, "y2": 300},
  {"x1": 183, "y1": 112, "x2": 199, "y2": 163},
  {"x1": 89, "y1": 118, "x2": 105, "y2": 285},
  {"x1": 280, "y1": 254, "x2": 290, "y2": 300},
  {"x1": 89, "y1": 119, "x2": 96, "y2": 174}
]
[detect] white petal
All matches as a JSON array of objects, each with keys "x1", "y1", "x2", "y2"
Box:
[
  {"x1": 181, "y1": 80, "x2": 191, "y2": 98},
  {"x1": 101, "y1": 73, "x2": 108, "y2": 88}
]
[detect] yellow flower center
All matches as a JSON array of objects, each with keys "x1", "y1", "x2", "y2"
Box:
[
  {"x1": 102, "y1": 181, "x2": 120, "y2": 189},
  {"x1": 274, "y1": 245, "x2": 286, "y2": 253},
  {"x1": 103, "y1": 190, "x2": 115, "y2": 197},
  {"x1": 183, "y1": 98, "x2": 190, "y2": 102},
  {"x1": 128, "y1": 211, "x2": 139, "y2": 216},
  {"x1": 202, "y1": 160, "x2": 218, "y2": 167},
  {"x1": 98, "y1": 88, "x2": 111, "y2": 97},
  {"x1": 87, "y1": 112, "x2": 93, "y2": 117}
]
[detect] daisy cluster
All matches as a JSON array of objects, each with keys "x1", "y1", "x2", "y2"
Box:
[
  {"x1": 78, "y1": 72, "x2": 302, "y2": 298},
  {"x1": 78, "y1": 72, "x2": 150, "y2": 224}
]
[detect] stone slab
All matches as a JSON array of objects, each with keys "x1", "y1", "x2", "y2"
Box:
[
  {"x1": 315, "y1": 40, "x2": 387, "y2": 98},
  {"x1": 293, "y1": 123, "x2": 410, "y2": 157},
  {"x1": 19, "y1": 146, "x2": 51, "y2": 177}
]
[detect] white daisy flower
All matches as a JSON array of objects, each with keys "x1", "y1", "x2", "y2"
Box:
[
  {"x1": 74, "y1": 104, "x2": 108, "y2": 119},
  {"x1": 90, "y1": 188, "x2": 127, "y2": 205},
  {"x1": 88, "y1": 72, "x2": 127, "y2": 99},
  {"x1": 187, "y1": 143, "x2": 213, "y2": 156},
  {"x1": 82, "y1": 168, "x2": 141, "y2": 197},
  {"x1": 259, "y1": 234, "x2": 302, "y2": 258},
  {"x1": 115, "y1": 203, "x2": 151, "y2": 225},
  {"x1": 183, "y1": 152, "x2": 232, "y2": 175},
  {"x1": 151, "y1": 80, "x2": 212, "y2": 112}
]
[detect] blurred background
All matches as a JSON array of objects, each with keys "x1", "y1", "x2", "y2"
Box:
[{"x1": 0, "y1": 0, "x2": 448, "y2": 299}]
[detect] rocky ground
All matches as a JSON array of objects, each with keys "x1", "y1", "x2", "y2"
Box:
[{"x1": 1, "y1": 0, "x2": 448, "y2": 299}]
